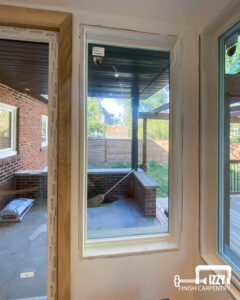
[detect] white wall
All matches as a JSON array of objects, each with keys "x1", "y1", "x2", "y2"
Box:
[
  {"x1": 0, "y1": 1, "x2": 234, "y2": 299},
  {"x1": 72, "y1": 13, "x2": 199, "y2": 300}
]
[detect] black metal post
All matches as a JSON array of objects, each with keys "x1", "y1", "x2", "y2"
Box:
[{"x1": 131, "y1": 89, "x2": 139, "y2": 170}]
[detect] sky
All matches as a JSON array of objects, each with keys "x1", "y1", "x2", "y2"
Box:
[{"x1": 101, "y1": 98, "x2": 123, "y2": 117}]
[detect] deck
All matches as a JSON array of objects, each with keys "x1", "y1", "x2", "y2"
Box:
[{"x1": 230, "y1": 195, "x2": 240, "y2": 255}]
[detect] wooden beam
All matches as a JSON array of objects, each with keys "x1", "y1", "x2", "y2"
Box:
[
  {"x1": 139, "y1": 112, "x2": 169, "y2": 120},
  {"x1": 58, "y1": 13, "x2": 72, "y2": 300},
  {"x1": 0, "y1": 5, "x2": 69, "y2": 31},
  {"x1": 151, "y1": 102, "x2": 169, "y2": 113}
]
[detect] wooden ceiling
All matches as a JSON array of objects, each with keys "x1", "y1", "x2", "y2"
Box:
[
  {"x1": 88, "y1": 43, "x2": 169, "y2": 100},
  {"x1": 0, "y1": 39, "x2": 48, "y2": 101}
]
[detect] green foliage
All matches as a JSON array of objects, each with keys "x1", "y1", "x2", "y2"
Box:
[
  {"x1": 88, "y1": 87, "x2": 170, "y2": 139},
  {"x1": 146, "y1": 160, "x2": 169, "y2": 197},
  {"x1": 225, "y1": 38, "x2": 240, "y2": 74},
  {"x1": 139, "y1": 88, "x2": 168, "y2": 112},
  {"x1": 139, "y1": 88, "x2": 169, "y2": 139},
  {"x1": 88, "y1": 97, "x2": 106, "y2": 137}
]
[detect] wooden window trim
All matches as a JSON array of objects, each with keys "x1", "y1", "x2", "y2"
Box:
[{"x1": 0, "y1": 5, "x2": 72, "y2": 300}]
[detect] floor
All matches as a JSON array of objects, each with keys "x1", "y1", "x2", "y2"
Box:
[
  {"x1": 87, "y1": 196, "x2": 169, "y2": 239},
  {"x1": 0, "y1": 198, "x2": 47, "y2": 300},
  {"x1": 230, "y1": 195, "x2": 240, "y2": 255}
]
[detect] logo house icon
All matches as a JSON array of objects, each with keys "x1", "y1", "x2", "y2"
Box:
[{"x1": 174, "y1": 265, "x2": 232, "y2": 289}]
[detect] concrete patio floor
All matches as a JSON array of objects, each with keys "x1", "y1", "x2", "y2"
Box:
[
  {"x1": 87, "y1": 196, "x2": 169, "y2": 239},
  {"x1": 0, "y1": 198, "x2": 47, "y2": 300}
]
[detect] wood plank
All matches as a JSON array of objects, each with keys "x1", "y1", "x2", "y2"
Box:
[
  {"x1": 151, "y1": 102, "x2": 169, "y2": 113},
  {"x1": 0, "y1": 5, "x2": 69, "y2": 31},
  {"x1": 139, "y1": 112, "x2": 169, "y2": 120},
  {"x1": 57, "y1": 14, "x2": 72, "y2": 300}
]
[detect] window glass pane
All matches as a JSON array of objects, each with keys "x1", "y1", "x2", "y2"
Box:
[
  {"x1": 0, "y1": 108, "x2": 11, "y2": 149},
  {"x1": 87, "y1": 43, "x2": 170, "y2": 240},
  {"x1": 42, "y1": 116, "x2": 47, "y2": 143},
  {"x1": 219, "y1": 23, "x2": 240, "y2": 273}
]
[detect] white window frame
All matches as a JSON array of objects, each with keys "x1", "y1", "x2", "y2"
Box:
[
  {"x1": 79, "y1": 25, "x2": 183, "y2": 258},
  {"x1": 0, "y1": 102, "x2": 17, "y2": 159},
  {"x1": 41, "y1": 115, "x2": 48, "y2": 147},
  {"x1": 200, "y1": 3, "x2": 240, "y2": 299}
]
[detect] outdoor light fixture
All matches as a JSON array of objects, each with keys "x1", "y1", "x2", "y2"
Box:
[
  {"x1": 93, "y1": 56, "x2": 103, "y2": 66},
  {"x1": 227, "y1": 45, "x2": 236, "y2": 57},
  {"x1": 113, "y1": 65, "x2": 119, "y2": 78}
]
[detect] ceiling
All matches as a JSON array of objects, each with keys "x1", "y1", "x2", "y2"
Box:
[
  {"x1": 0, "y1": 39, "x2": 48, "y2": 101},
  {"x1": 88, "y1": 43, "x2": 169, "y2": 100},
  {"x1": 5, "y1": 0, "x2": 232, "y2": 29}
]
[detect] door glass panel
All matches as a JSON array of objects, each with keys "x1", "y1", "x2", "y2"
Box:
[
  {"x1": 0, "y1": 39, "x2": 49, "y2": 299},
  {"x1": 219, "y1": 22, "x2": 240, "y2": 273}
]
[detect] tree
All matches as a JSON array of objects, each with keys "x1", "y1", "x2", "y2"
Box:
[
  {"x1": 225, "y1": 38, "x2": 240, "y2": 74},
  {"x1": 87, "y1": 97, "x2": 106, "y2": 137}
]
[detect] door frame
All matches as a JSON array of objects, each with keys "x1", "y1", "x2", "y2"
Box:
[{"x1": 0, "y1": 5, "x2": 72, "y2": 300}]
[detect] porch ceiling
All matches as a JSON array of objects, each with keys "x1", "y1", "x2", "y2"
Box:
[
  {"x1": 88, "y1": 43, "x2": 169, "y2": 100},
  {"x1": 0, "y1": 39, "x2": 48, "y2": 101}
]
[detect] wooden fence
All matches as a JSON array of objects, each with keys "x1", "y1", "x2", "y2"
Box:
[{"x1": 88, "y1": 138, "x2": 169, "y2": 165}]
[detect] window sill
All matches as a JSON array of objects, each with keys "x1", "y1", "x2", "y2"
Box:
[
  {"x1": 81, "y1": 233, "x2": 179, "y2": 258},
  {"x1": 0, "y1": 150, "x2": 17, "y2": 160},
  {"x1": 201, "y1": 253, "x2": 240, "y2": 300}
]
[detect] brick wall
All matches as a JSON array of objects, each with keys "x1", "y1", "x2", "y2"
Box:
[
  {"x1": 15, "y1": 170, "x2": 47, "y2": 200},
  {"x1": 0, "y1": 83, "x2": 48, "y2": 208},
  {"x1": 132, "y1": 175, "x2": 157, "y2": 217},
  {"x1": 88, "y1": 169, "x2": 132, "y2": 199},
  {"x1": 88, "y1": 169, "x2": 157, "y2": 217}
]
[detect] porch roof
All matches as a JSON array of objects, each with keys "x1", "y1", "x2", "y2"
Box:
[{"x1": 88, "y1": 43, "x2": 169, "y2": 100}]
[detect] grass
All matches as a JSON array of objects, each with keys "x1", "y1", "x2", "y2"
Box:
[{"x1": 88, "y1": 160, "x2": 169, "y2": 198}]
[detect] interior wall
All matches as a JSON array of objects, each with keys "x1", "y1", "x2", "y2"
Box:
[
  {"x1": 70, "y1": 12, "x2": 199, "y2": 300},
  {"x1": 0, "y1": 2, "x2": 199, "y2": 300}
]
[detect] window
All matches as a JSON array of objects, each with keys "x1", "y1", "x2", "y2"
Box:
[
  {"x1": 87, "y1": 43, "x2": 170, "y2": 240},
  {"x1": 80, "y1": 26, "x2": 183, "y2": 257},
  {"x1": 41, "y1": 115, "x2": 48, "y2": 147},
  {"x1": 219, "y1": 22, "x2": 240, "y2": 274},
  {"x1": 0, "y1": 102, "x2": 17, "y2": 159}
]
